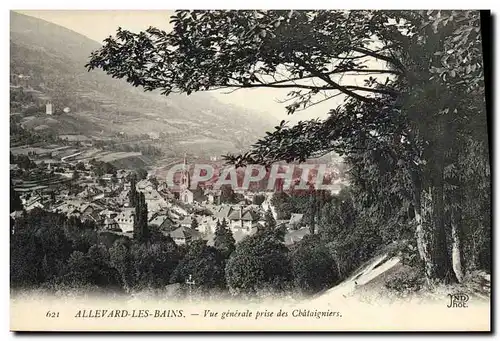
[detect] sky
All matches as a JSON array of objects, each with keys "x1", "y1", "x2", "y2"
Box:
[{"x1": 14, "y1": 10, "x2": 370, "y2": 124}]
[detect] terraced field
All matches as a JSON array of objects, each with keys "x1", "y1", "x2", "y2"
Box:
[
  {"x1": 13, "y1": 172, "x2": 71, "y2": 192},
  {"x1": 11, "y1": 144, "x2": 71, "y2": 156}
]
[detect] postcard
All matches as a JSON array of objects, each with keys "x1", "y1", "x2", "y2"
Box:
[{"x1": 9, "y1": 9, "x2": 491, "y2": 332}]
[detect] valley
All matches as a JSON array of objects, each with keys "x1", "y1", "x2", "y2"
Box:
[{"x1": 10, "y1": 11, "x2": 276, "y2": 171}]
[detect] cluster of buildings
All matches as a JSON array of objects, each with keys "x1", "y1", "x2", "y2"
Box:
[{"x1": 11, "y1": 156, "x2": 311, "y2": 246}]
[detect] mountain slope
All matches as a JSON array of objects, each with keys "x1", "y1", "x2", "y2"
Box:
[{"x1": 10, "y1": 11, "x2": 275, "y2": 155}]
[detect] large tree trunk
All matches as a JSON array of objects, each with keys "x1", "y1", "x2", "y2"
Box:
[
  {"x1": 431, "y1": 180, "x2": 457, "y2": 284},
  {"x1": 466, "y1": 223, "x2": 482, "y2": 271},
  {"x1": 413, "y1": 180, "x2": 457, "y2": 284},
  {"x1": 413, "y1": 184, "x2": 434, "y2": 281},
  {"x1": 450, "y1": 206, "x2": 464, "y2": 283},
  {"x1": 449, "y1": 170, "x2": 465, "y2": 283}
]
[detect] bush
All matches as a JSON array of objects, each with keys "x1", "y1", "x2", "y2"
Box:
[
  {"x1": 110, "y1": 237, "x2": 181, "y2": 291},
  {"x1": 170, "y1": 240, "x2": 226, "y2": 290},
  {"x1": 318, "y1": 194, "x2": 383, "y2": 281},
  {"x1": 252, "y1": 194, "x2": 266, "y2": 206},
  {"x1": 11, "y1": 210, "x2": 73, "y2": 287},
  {"x1": 384, "y1": 266, "x2": 425, "y2": 297},
  {"x1": 324, "y1": 224, "x2": 382, "y2": 281},
  {"x1": 58, "y1": 245, "x2": 123, "y2": 293},
  {"x1": 225, "y1": 228, "x2": 292, "y2": 295},
  {"x1": 290, "y1": 235, "x2": 339, "y2": 294}
]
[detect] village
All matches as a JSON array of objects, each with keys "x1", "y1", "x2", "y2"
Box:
[{"x1": 10, "y1": 145, "x2": 314, "y2": 247}]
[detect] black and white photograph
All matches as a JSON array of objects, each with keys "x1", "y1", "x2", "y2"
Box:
[{"x1": 8, "y1": 8, "x2": 491, "y2": 331}]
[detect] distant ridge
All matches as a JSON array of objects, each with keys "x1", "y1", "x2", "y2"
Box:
[{"x1": 10, "y1": 11, "x2": 275, "y2": 155}]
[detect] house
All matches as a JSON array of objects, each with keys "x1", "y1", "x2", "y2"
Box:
[
  {"x1": 104, "y1": 184, "x2": 119, "y2": 194},
  {"x1": 22, "y1": 194, "x2": 41, "y2": 205},
  {"x1": 197, "y1": 216, "x2": 218, "y2": 235},
  {"x1": 117, "y1": 188, "x2": 131, "y2": 206},
  {"x1": 227, "y1": 205, "x2": 260, "y2": 231},
  {"x1": 166, "y1": 226, "x2": 202, "y2": 245},
  {"x1": 205, "y1": 224, "x2": 259, "y2": 246},
  {"x1": 137, "y1": 179, "x2": 155, "y2": 192},
  {"x1": 213, "y1": 205, "x2": 232, "y2": 220},
  {"x1": 81, "y1": 212, "x2": 100, "y2": 225},
  {"x1": 288, "y1": 213, "x2": 305, "y2": 229},
  {"x1": 179, "y1": 216, "x2": 194, "y2": 228},
  {"x1": 115, "y1": 208, "x2": 135, "y2": 233},
  {"x1": 148, "y1": 132, "x2": 160, "y2": 140},
  {"x1": 213, "y1": 205, "x2": 260, "y2": 233},
  {"x1": 77, "y1": 187, "x2": 100, "y2": 200},
  {"x1": 53, "y1": 200, "x2": 103, "y2": 219},
  {"x1": 46, "y1": 102, "x2": 53, "y2": 115},
  {"x1": 116, "y1": 169, "x2": 132, "y2": 182},
  {"x1": 205, "y1": 190, "x2": 221, "y2": 205},
  {"x1": 101, "y1": 173, "x2": 114, "y2": 181},
  {"x1": 149, "y1": 213, "x2": 176, "y2": 232},
  {"x1": 35, "y1": 159, "x2": 62, "y2": 170},
  {"x1": 53, "y1": 201, "x2": 75, "y2": 215},
  {"x1": 143, "y1": 189, "x2": 169, "y2": 212},
  {"x1": 81, "y1": 202, "x2": 104, "y2": 216},
  {"x1": 99, "y1": 209, "x2": 119, "y2": 219},
  {"x1": 170, "y1": 204, "x2": 188, "y2": 218},
  {"x1": 158, "y1": 216, "x2": 177, "y2": 232},
  {"x1": 180, "y1": 188, "x2": 194, "y2": 204},
  {"x1": 59, "y1": 189, "x2": 70, "y2": 198},
  {"x1": 103, "y1": 218, "x2": 121, "y2": 232},
  {"x1": 157, "y1": 182, "x2": 169, "y2": 192},
  {"x1": 25, "y1": 198, "x2": 44, "y2": 211},
  {"x1": 149, "y1": 213, "x2": 166, "y2": 227},
  {"x1": 284, "y1": 226, "x2": 311, "y2": 245},
  {"x1": 91, "y1": 198, "x2": 108, "y2": 209},
  {"x1": 10, "y1": 210, "x2": 24, "y2": 220},
  {"x1": 92, "y1": 192, "x2": 105, "y2": 201}
]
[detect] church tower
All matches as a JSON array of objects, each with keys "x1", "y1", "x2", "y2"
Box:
[
  {"x1": 180, "y1": 154, "x2": 190, "y2": 190},
  {"x1": 45, "y1": 101, "x2": 53, "y2": 115},
  {"x1": 179, "y1": 154, "x2": 193, "y2": 204}
]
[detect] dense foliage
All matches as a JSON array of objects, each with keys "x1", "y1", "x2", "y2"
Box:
[
  {"x1": 133, "y1": 192, "x2": 149, "y2": 242},
  {"x1": 170, "y1": 240, "x2": 226, "y2": 290},
  {"x1": 213, "y1": 219, "x2": 236, "y2": 258},
  {"x1": 290, "y1": 234, "x2": 339, "y2": 294},
  {"x1": 10, "y1": 120, "x2": 60, "y2": 147},
  {"x1": 14, "y1": 208, "x2": 333, "y2": 297},
  {"x1": 89, "y1": 159, "x2": 117, "y2": 177},
  {"x1": 252, "y1": 194, "x2": 266, "y2": 205},
  {"x1": 270, "y1": 190, "x2": 331, "y2": 231},
  {"x1": 225, "y1": 227, "x2": 292, "y2": 294},
  {"x1": 10, "y1": 181, "x2": 23, "y2": 212}
]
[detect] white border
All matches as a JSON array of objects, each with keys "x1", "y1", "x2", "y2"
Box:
[{"x1": 1, "y1": 2, "x2": 498, "y2": 341}]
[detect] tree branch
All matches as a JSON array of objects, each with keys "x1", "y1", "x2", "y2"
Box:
[
  {"x1": 293, "y1": 58, "x2": 396, "y2": 102},
  {"x1": 221, "y1": 82, "x2": 336, "y2": 91},
  {"x1": 344, "y1": 85, "x2": 399, "y2": 95},
  {"x1": 352, "y1": 47, "x2": 405, "y2": 72},
  {"x1": 331, "y1": 68, "x2": 402, "y2": 75}
]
